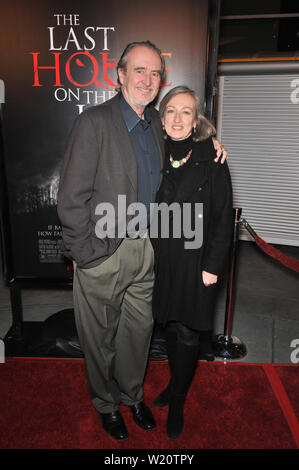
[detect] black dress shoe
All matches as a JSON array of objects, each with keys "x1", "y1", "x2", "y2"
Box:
[
  {"x1": 99, "y1": 410, "x2": 129, "y2": 441},
  {"x1": 128, "y1": 401, "x2": 156, "y2": 431}
]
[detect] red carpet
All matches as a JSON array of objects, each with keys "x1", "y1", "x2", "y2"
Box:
[{"x1": 0, "y1": 358, "x2": 298, "y2": 449}]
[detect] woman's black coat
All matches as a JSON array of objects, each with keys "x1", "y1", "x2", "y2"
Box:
[{"x1": 151, "y1": 137, "x2": 233, "y2": 331}]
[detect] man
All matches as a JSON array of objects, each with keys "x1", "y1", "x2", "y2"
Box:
[{"x1": 57, "y1": 40, "x2": 226, "y2": 441}]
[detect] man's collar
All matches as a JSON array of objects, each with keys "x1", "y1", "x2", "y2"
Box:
[{"x1": 119, "y1": 93, "x2": 151, "y2": 132}]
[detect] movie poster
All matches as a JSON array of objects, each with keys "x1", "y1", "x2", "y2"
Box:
[{"x1": 0, "y1": 0, "x2": 210, "y2": 280}]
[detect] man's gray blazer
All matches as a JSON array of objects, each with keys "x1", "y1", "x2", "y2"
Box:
[{"x1": 57, "y1": 93, "x2": 165, "y2": 269}]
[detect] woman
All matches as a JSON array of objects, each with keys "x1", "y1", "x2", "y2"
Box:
[{"x1": 151, "y1": 86, "x2": 233, "y2": 439}]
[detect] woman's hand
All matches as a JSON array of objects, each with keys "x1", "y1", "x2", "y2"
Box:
[
  {"x1": 212, "y1": 137, "x2": 228, "y2": 164},
  {"x1": 202, "y1": 270, "x2": 218, "y2": 287}
]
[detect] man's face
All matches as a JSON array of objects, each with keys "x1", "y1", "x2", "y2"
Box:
[{"x1": 118, "y1": 46, "x2": 162, "y2": 113}]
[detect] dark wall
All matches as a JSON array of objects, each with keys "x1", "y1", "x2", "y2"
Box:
[{"x1": 219, "y1": 0, "x2": 299, "y2": 56}]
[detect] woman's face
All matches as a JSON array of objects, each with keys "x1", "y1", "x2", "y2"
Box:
[{"x1": 162, "y1": 93, "x2": 197, "y2": 141}]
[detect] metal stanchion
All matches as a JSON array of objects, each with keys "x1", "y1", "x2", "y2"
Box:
[{"x1": 213, "y1": 207, "x2": 247, "y2": 359}]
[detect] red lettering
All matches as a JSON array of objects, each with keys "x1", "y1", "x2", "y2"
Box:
[
  {"x1": 30, "y1": 52, "x2": 63, "y2": 87},
  {"x1": 100, "y1": 52, "x2": 117, "y2": 88},
  {"x1": 65, "y1": 51, "x2": 109, "y2": 88},
  {"x1": 30, "y1": 52, "x2": 154, "y2": 89},
  {"x1": 65, "y1": 52, "x2": 118, "y2": 88}
]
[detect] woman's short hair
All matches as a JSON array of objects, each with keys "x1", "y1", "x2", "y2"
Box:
[
  {"x1": 159, "y1": 85, "x2": 216, "y2": 142},
  {"x1": 116, "y1": 40, "x2": 165, "y2": 87}
]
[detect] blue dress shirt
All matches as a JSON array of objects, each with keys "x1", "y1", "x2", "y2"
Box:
[{"x1": 119, "y1": 93, "x2": 161, "y2": 230}]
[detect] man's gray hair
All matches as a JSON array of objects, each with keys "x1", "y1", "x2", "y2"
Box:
[
  {"x1": 116, "y1": 40, "x2": 165, "y2": 87},
  {"x1": 159, "y1": 85, "x2": 216, "y2": 142}
]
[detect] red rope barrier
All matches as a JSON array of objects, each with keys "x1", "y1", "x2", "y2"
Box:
[
  {"x1": 240, "y1": 219, "x2": 299, "y2": 273},
  {"x1": 254, "y1": 236, "x2": 299, "y2": 273}
]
